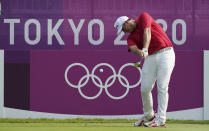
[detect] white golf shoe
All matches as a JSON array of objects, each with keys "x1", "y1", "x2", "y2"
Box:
[
  {"x1": 144, "y1": 117, "x2": 167, "y2": 127},
  {"x1": 134, "y1": 114, "x2": 156, "y2": 127}
]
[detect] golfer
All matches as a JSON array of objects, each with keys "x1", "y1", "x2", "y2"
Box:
[{"x1": 114, "y1": 12, "x2": 175, "y2": 127}]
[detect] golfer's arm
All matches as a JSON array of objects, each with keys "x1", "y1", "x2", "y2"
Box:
[
  {"x1": 129, "y1": 45, "x2": 142, "y2": 56},
  {"x1": 143, "y1": 28, "x2": 151, "y2": 49}
]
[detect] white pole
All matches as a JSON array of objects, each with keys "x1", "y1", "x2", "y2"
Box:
[
  {"x1": 204, "y1": 50, "x2": 209, "y2": 120},
  {"x1": 0, "y1": 50, "x2": 4, "y2": 118},
  {"x1": 0, "y1": 2, "x2": 1, "y2": 16}
]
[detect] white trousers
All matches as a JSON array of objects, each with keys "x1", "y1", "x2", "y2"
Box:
[{"x1": 141, "y1": 48, "x2": 175, "y2": 123}]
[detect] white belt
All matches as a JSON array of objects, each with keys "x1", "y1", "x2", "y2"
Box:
[{"x1": 151, "y1": 47, "x2": 173, "y2": 55}]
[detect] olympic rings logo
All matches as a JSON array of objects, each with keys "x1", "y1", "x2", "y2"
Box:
[{"x1": 64, "y1": 63, "x2": 142, "y2": 100}]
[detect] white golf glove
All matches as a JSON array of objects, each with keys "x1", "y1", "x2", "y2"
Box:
[{"x1": 142, "y1": 48, "x2": 148, "y2": 58}]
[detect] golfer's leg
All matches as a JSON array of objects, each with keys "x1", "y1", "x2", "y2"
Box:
[
  {"x1": 141, "y1": 55, "x2": 157, "y2": 118},
  {"x1": 156, "y1": 49, "x2": 175, "y2": 123}
]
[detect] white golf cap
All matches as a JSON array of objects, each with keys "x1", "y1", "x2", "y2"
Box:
[{"x1": 114, "y1": 16, "x2": 129, "y2": 35}]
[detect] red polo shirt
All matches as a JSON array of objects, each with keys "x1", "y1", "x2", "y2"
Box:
[{"x1": 127, "y1": 12, "x2": 173, "y2": 55}]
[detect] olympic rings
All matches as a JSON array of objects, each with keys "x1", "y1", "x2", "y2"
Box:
[{"x1": 64, "y1": 63, "x2": 142, "y2": 100}]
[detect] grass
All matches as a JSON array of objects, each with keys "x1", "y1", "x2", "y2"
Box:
[
  {"x1": 0, "y1": 118, "x2": 209, "y2": 124},
  {"x1": 0, "y1": 118, "x2": 209, "y2": 131}
]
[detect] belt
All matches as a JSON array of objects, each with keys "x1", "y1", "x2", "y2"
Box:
[{"x1": 151, "y1": 47, "x2": 173, "y2": 55}]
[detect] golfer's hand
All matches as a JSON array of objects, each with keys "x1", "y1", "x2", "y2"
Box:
[
  {"x1": 142, "y1": 48, "x2": 148, "y2": 59},
  {"x1": 129, "y1": 46, "x2": 148, "y2": 59},
  {"x1": 137, "y1": 50, "x2": 146, "y2": 59}
]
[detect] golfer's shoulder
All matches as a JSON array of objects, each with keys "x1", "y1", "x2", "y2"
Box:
[{"x1": 140, "y1": 12, "x2": 151, "y2": 19}]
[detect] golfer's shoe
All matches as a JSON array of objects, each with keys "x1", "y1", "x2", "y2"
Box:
[
  {"x1": 143, "y1": 118, "x2": 167, "y2": 127},
  {"x1": 134, "y1": 114, "x2": 156, "y2": 127}
]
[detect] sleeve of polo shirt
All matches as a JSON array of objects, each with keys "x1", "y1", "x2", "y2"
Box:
[
  {"x1": 140, "y1": 12, "x2": 152, "y2": 30},
  {"x1": 127, "y1": 36, "x2": 136, "y2": 52}
]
